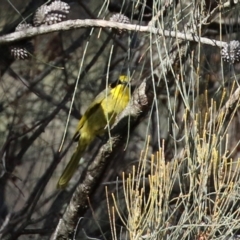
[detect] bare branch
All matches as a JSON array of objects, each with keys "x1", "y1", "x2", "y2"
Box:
[
  {"x1": 0, "y1": 19, "x2": 227, "y2": 48},
  {"x1": 52, "y1": 79, "x2": 154, "y2": 240}
]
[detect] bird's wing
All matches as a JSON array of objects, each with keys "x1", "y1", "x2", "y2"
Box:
[{"x1": 73, "y1": 88, "x2": 111, "y2": 141}]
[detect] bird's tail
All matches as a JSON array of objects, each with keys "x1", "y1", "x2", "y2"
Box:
[{"x1": 57, "y1": 134, "x2": 93, "y2": 189}]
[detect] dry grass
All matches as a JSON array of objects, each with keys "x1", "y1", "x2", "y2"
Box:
[{"x1": 109, "y1": 92, "x2": 240, "y2": 239}]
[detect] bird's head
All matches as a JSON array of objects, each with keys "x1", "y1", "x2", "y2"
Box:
[{"x1": 119, "y1": 74, "x2": 130, "y2": 84}]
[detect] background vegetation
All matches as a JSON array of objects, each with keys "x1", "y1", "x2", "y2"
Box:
[{"x1": 1, "y1": 0, "x2": 240, "y2": 239}]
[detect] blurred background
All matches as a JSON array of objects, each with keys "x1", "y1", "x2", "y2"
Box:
[{"x1": 1, "y1": 0, "x2": 240, "y2": 239}]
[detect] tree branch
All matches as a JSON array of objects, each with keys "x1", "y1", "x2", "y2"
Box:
[
  {"x1": 52, "y1": 79, "x2": 154, "y2": 240},
  {"x1": 0, "y1": 19, "x2": 227, "y2": 49}
]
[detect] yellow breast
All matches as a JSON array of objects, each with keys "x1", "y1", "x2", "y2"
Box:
[{"x1": 102, "y1": 84, "x2": 130, "y2": 120}]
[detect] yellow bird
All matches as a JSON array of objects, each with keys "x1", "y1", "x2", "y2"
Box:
[{"x1": 57, "y1": 75, "x2": 130, "y2": 188}]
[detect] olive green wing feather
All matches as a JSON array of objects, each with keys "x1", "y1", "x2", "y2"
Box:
[{"x1": 73, "y1": 88, "x2": 111, "y2": 140}]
